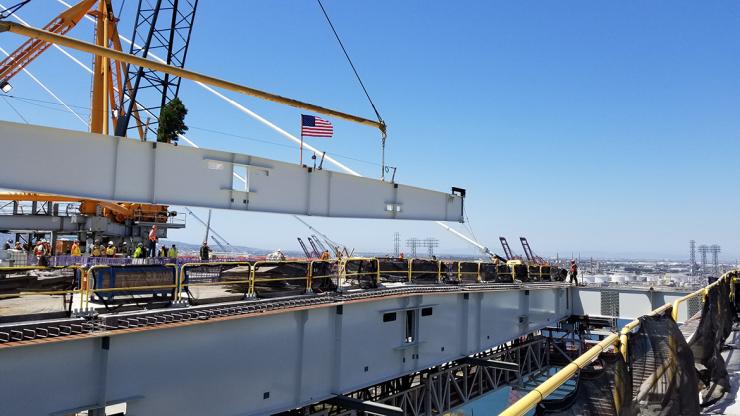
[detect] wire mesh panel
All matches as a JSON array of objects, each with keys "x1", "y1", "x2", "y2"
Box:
[
  {"x1": 511, "y1": 263, "x2": 529, "y2": 282},
  {"x1": 628, "y1": 312, "x2": 700, "y2": 415},
  {"x1": 309, "y1": 261, "x2": 338, "y2": 293},
  {"x1": 341, "y1": 259, "x2": 378, "y2": 290},
  {"x1": 528, "y1": 265, "x2": 542, "y2": 282},
  {"x1": 687, "y1": 296, "x2": 703, "y2": 319},
  {"x1": 0, "y1": 266, "x2": 78, "y2": 322},
  {"x1": 182, "y1": 263, "x2": 251, "y2": 305},
  {"x1": 440, "y1": 261, "x2": 459, "y2": 284},
  {"x1": 496, "y1": 264, "x2": 514, "y2": 283},
  {"x1": 540, "y1": 265, "x2": 553, "y2": 282},
  {"x1": 536, "y1": 352, "x2": 632, "y2": 415},
  {"x1": 377, "y1": 258, "x2": 409, "y2": 283},
  {"x1": 457, "y1": 262, "x2": 480, "y2": 283},
  {"x1": 600, "y1": 292, "x2": 619, "y2": 317},
  {"x1": 253, "y1": 262, "x2": 310, "y2": 298},
  {"x1": 410, "y1": 259, "x2": 440, "y2": 284}
]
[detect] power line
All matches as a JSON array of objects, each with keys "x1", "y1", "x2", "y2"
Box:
[
  {"x1": 1, "y1": 94, "x2": 29, "y2": 123},
  {"x1": 1, "y1": 95, "x2": 90, "y2": 110}
]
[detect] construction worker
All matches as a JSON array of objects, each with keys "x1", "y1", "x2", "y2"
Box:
[
  {"x1": 168, "y1": 244, "x2": 177, "y2": 260},
  {"x1": 33, "y1": 240, "x2": 48, "y2": 266},
  {"x1": 132, "y1": 243, "x2": 144, "y2": 259},
  {"x1": 148, "y1": 225, "x2": 158, "y2": 257},
  {"x1": 91, "y1": 243, "x2": 101, "y2": 257},
  {"x1": 200, "y1": 241, "x2": 211, "y2": 261},
  {"x1": 2, "y1": 240, "x2": 10, "y2": 250},
  {"x1": 105, "y1": 241, "x2": 117, "y2": 257},
  {"x1": 319, "y1": 250, "x2": 330, "y2": 261},
  {"x1": 158, "y1": 245, "x2": 167, "y2": 258},
  {"x1": 14, "y1": 242, "x2": 22, "y2": 251},
  {"x1": 569, "y1": 260, "x2": 578, "y2": 286},
  {"x1": 70, "y1": 240, "x2": 81, "y2": 257},
  {"x1": 399, "y1": 252, "x2": 404, "y2": 259}
]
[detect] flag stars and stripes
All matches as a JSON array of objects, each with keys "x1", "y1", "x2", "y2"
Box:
[{"x1": 301, "y1": 114, "x2": 333, "y2": 138}]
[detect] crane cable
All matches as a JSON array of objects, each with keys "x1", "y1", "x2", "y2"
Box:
[
  {"x1": 316, "y1": 0, "x2": 384, "y2": 131},
  {"x1": 0, "y1": 0, "x2": 29, "y2": 19}
]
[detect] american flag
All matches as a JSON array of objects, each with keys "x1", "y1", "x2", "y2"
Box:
[{"x1": 301, "y1": 114, "x2": 333, "y2": 138}]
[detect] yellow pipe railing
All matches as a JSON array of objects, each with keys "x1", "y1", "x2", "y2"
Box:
[{"x1": 500, "y1": 271, "x2": 737, "y2": 416}]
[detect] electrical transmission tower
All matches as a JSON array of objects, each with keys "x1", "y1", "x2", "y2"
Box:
[
  {"x1": 405, "y1": 237, "x2": 439, "y2": 258},
  {"x1": 424, "y1": 237, "x2": 439, "y2": 257},
  {"x1": 689, "y1": 240, "x2": 696, "y2": 276},
  {"x1": 698, "y1": 245, "x2": 709, "y2": 276},
  {"x1": 405, "y1": 238, "x2": 420, "y2": 257},
  {"x1": 393, "y1": 232, "x2": 400, "y2": 257},
  {"x1": 710, "y1": 244, "x2": 721, "y2": 276},
  {"x1": 116, "y1": 0, "x2": 200, "y2": 138}
]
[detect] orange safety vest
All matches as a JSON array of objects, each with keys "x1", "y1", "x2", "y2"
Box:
[{"x1": 149, "y1": 228, "x2": 157, "y2": 241}]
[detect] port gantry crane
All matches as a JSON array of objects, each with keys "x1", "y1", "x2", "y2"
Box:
[{"x1": 520, "y1": 236, "x2": 548, "y2": 265}]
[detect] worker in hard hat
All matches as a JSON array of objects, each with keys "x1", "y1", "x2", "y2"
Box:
[
  {"x1": 167, "y1": 244, "x2": 177, "y2": 260},
  {"x1": 105, "y1": 241, "x2": 117, "y2": 257},
  {"x1": 132, "y1": 243, "x2": 144, "y2": 259},
  {"x1": 148, "y1": 225, "x2": 158, "y2": 257},
  {"x1": 200, "y1": 241, "x2": 211, "y2": 261},
  {"x1": 569, "y1": 260, "x2": 578, "y2": 286},
  {"x1": 70, "y1": 240, "x2": 81, "y2": 257},
  {"x1": 33, "y1": 239, "x2": 48, "y2": 266}
]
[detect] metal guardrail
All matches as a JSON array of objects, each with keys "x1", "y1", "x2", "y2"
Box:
[{"x1": 499, "y1": 270, "x2": 738, "y2": 416}]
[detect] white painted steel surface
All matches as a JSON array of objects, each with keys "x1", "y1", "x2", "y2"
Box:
[
  {"x1": 572, "y1": 286, "x2": 694, "y2": 322},
  {"x1": 0, "y1": 121, "x2": 464, "y2": 221},
  {"x1": 0, "y1": 286, "x2": 568, "y2": 415}
]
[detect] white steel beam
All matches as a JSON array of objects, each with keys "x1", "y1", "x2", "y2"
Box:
[{"x1": 0, "y1": 121, "x2": 464, "y2": 221}]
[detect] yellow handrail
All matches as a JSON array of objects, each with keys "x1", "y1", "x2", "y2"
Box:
[{"x1": 500, "y1": 271, "x2": 736, "y2": 416}]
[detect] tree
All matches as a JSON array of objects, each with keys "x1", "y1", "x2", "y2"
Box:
[{"x1": 156, "y1": 97, "x2": 188, "y2": 144}]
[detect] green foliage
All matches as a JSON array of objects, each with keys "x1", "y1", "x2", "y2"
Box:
[{"x1": 156, "y1": 97, "x2": 188, "y2": 144}]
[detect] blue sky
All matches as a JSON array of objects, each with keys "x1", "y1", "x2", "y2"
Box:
[{"x1": 1, "y1": 1, "x2": 739, "y2": 259}]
